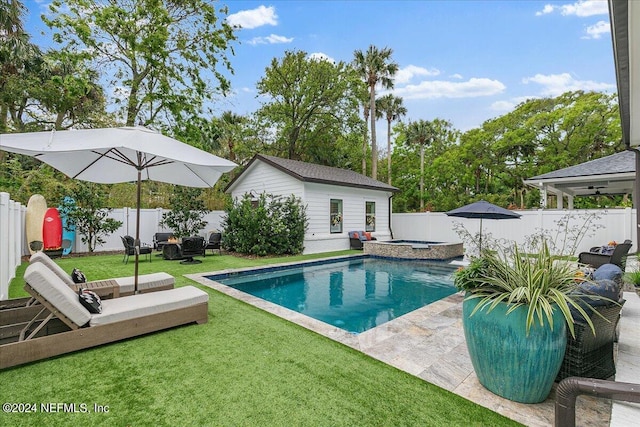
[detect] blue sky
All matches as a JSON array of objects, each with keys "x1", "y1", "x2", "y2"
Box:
[{"x1": 26, "y1": 0, "x2": 616, "y2": 132}]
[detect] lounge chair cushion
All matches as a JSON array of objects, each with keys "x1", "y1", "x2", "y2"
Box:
[
  {"x1": 112, "y1": 272, "x2": 175, "y2": 294},
  {"x1": 30, "y1": 251, "x2": 75, "y2": 286},
  {"x1": 30, "y1": 252, "x2": 175, "y2": 293},
  {"x1": 25, "y1": 263, "x2": 92, "y2": 327},
  {"x1": 78, "y1": 289, "x2": 103, "y2": 314},
  {"x1": 90, "y1": 286, "x2": 209, "y2": 327}
]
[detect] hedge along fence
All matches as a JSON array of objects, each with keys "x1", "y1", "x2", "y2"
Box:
[{"x1": 0, "y1": 192, "x2": 25, "y2": 300}]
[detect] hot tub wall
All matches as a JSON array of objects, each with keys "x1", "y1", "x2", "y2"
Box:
[{"x1": 363, "y1": 241, "x2": 463, "y2": 260}]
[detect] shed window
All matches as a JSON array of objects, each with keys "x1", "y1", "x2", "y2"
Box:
[
  {"x1": 365, "y1": 201, "x2": 376, "y2": 232},
  {"x1": 330, "y1": 199, "x2": 343, "y2": 233}
]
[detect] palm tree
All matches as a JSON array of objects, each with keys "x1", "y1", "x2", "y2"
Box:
[
  {"x1": 352, "y1": 45, "x2": 398, "y2": 180},
  {"x1": 406, "y1": 120, "x2": 436, "y2": 210},
  {"x1": 217, "y1": 111, "x2": 245, "y2": 163},
  {"x1": 377, "y1": 94, "x2": 407, "y2": 184}
]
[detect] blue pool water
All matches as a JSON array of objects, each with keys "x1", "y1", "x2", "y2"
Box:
[{"x1": 208, "y1": 258, "x2": 457, "y2": 334}]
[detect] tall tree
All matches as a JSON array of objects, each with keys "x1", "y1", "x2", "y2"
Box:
[
  {"x1": 0, "y1": 0, "x2": 41, "y2": 132},
  {"x1": 256, "y1": 50, "x2": 361, "y2": 163},
  {"x1": 406, "y1": 119, "x2": 436, "y2": 210},
  {"x1": 377, "y1": 94, "x2": 407, "y2": 184},
  {"x1": 44, "y1": 0, "x2": 237, "y2": 127},
  {"x1": 352, "y1": 45, "x2": 398, "y2": 179}
]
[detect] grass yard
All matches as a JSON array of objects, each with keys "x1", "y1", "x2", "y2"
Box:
[{"x1": 1, "y1": 250, "x2": 520, "y2": 426}]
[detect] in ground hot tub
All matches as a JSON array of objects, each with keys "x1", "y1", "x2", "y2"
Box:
[{"x1": 363, "y1": 239, "x2": 463, "y2": 261}]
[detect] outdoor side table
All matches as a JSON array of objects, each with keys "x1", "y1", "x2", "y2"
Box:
[{"x1": 69, "y1": 279, "x2": 120, "y2": 299}]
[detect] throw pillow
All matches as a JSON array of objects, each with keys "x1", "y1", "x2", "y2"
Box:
[
  {"x1": 593, "y1": 264, "x2": 622, "y2": 283},
  {"x1": 78, "y1": 289, "x2": 102, "y2": 314},
  {"x1": 352, "y1": 232, "x2": 359, "y2": 239},
  {"x1": 577, "y1": 279, "x2": 621, "y2": 306},
  {"x1": 71, "y1": 268, "x2": 87, "y2": 284},
  {"x1": 364, "y1": 232, "x2": 372, "y2": 240}
]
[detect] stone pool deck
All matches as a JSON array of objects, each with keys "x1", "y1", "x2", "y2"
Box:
[{"x1": 189, "y1": 261, "x2": 640, "y2": 427}]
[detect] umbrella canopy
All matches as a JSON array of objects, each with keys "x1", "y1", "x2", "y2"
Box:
[
  {"x1": 446, "y1": 200, "x2": 521, "y2": 252},
  {"x1": 0, "y1": 126, "x2": 237, "y2": 290}
]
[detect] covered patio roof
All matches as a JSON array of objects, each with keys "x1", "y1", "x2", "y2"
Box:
[{"x1": 523, "y1": 151, "x2": 635, "y2": 208}]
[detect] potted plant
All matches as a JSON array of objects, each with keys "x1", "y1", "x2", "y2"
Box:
[{"x1": 454, "y1": 241, "x2": 597, "y2": 404}]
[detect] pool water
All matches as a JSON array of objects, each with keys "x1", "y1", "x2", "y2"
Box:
[{"x1": 210, "y1": 258, "x2": 457, "y2": 334}]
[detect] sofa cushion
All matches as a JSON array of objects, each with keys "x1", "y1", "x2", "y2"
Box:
[
  {"x1": 577, "y1": 279, "x2": 621, "y2": 306},
  {"x1": 593, "y1": 263, "x2": 622, "y2": 282}
]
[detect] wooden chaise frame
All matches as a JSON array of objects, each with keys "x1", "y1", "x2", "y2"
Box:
[{"x1": 0, "y1": 283, "x2": 208, "y2": 370}]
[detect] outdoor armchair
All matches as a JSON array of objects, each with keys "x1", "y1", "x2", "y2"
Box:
[
  {"x1": 153, "y1": 232, "x2": 174, "y2": 251},
  {"x1": 121, "y1": 235, "x2": 152, "y2": 264},
  {"x1": 180, "y1": 236, "x2": 205, "y2": 264},
  {"x1": 578, "y1": 240, "x2": 632, "y2": 270},
  {"x1": 205, "y1": 231, "x2": 222, "y2": 255}
]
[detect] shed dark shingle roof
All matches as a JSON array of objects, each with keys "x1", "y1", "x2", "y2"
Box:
[{"x1": 226, "y1": 154, "x2": 399, "y2": 193}]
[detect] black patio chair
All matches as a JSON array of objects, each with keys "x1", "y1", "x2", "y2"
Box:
[
  {"x1": 180, "y1": 236, "x2": 205, "y2": 265},
  {"x1": 121, "y1": 235, "x2": 152, "y2": 264},
  {"x1": 556, "y1": 301, "x2": 625, "y2": 381},
  {"x1": 153, "y1": 232, "x2": 174, "y2": 251},
  {"x1": 578, "y1": 240, "x2": 632, "y2": 270},
  {"x1": 205, "y1": 231, "x2": 222, "y2": 255}
]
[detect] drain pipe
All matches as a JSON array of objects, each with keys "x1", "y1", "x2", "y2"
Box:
[
  {"x1": 555, "y1": 377, "x2": 640, "y2": 427},
  {"x1": 388, "y1": 194, "x2": 394, "y2": 239}
]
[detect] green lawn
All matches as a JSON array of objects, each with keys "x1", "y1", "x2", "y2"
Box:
[{"x1": 1, "y1": 251, "x2": 520, "y2": 426}]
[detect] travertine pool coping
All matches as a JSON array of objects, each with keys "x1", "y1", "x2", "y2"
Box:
[{"x1": 187, "y1": 255, "x2": 616, "y2": 426}]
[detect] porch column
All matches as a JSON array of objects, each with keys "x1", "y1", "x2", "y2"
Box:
[{"x1": 567, "y1": 195, "x2": 574, "y2": 210}]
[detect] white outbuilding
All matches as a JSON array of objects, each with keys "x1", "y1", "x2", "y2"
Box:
[{"x1": 225, "y1": 154, "x2": 399, "y2": 254}]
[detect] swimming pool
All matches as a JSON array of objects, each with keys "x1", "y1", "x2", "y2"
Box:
[{"x1": 206, "y1": 257, "x2": 457, "y2": 334}]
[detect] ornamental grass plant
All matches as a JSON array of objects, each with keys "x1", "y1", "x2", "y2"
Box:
[{"x1": 454, "y1": 241, "x2": 600, "y2": 338}]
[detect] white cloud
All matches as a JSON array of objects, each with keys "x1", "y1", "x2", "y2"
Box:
[
  {"x1": 394, "y1": 65, "x2": 440, "y2": 84},
  {"x1": 522, "y1": 73, "x2": 615, "y2": 96},
  {"x1": 393, "y1": 78, "x2": 506, "y2": 100},
  {"x1": 308, "y1": 52, "x2": 336, "y2": 64},
  {"x1": 583, "y1": 20, "x2": 610, "y2": 39},
  {"x1": 449, "y1": 73, "x2": 463, "y2": 79},
  {"x1": 535, "y1": 1, "x2": 608, "y2": 17},
  {"x1": 247, "y1": 34, "x2": 293, "y2": 45},
  {"x1": 226, "y1": 5, "x2": 277, "y2": 29},
  {"x1": 490, "y1": 96, "x2": 538, "y2": 112}
]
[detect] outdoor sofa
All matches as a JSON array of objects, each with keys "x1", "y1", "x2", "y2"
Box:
[
  {"x1": 348, "y1": 231, "x2": 376, "y2": 250},
  {"x1": 556, "y1": 263, "x2": 625, "y2": 381},
  {"x1": 577, "y1": 240, "x2": 632, "y2": 270},
  {"x1": 0, "y1": 262, "x2": 208, "y2": 369}
]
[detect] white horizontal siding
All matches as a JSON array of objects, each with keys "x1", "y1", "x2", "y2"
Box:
[
  {"x1": 229, "y1": 161, "x2": 303, "y2": 200},
  {"x1": 304, "y1": 182, "x2": 393, "y2": 243}
]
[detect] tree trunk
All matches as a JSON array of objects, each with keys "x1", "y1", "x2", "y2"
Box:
[
  {"x1": 420, "y1": 145, "x2": 425, "y2": 210},
  {"x1": 369, "y1": 84, "x2": 377, "y2": 179},
  {"x1": 362, "y1": 109, "x2": 369, "y2": 174},
  {"x1": 387, "y1": 118, "x2": 392, "y2": 185}
]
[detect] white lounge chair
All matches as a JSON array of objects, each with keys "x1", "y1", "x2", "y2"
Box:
[
  {"x1": 29, "y1": 251, "x2": 174, "y2": 297},
  {"x1": 0, "y1": 262, "x2": 208, "y2": 369}
]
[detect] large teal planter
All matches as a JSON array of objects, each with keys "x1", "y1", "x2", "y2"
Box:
[{"x1": 462, "y1": 296, "x2": 567, "y2": 403}]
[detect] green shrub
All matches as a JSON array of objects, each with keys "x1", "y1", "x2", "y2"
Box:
[{"x1": 222, "y1": 193, "x2": 307, "y2": 256}]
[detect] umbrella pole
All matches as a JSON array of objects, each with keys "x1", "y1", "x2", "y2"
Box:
[
  {"x1": 134, "y1": 167, "x2": 141, "y2": 293},
  {"x1": 479, "y1": 217, "x2": 483, "y2": 253}
]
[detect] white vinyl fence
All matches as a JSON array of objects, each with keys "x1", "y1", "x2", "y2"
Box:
[
  {"x1": 1, "y1": 190, "x2": 637, "y2": 301},
  {"x1": 0, "y1": 193, "x2": 25, "y2": 300},
  {"x1": 392, "y1": 208, "x2": 637, "y2": 257},
  {"x1": 0, "y1": 199, "x2": 225, "y2": 300}
]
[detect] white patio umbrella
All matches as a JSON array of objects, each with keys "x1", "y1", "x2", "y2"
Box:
[{"x1": 0, "y1": 126, "x2": 237, "y2": 291}]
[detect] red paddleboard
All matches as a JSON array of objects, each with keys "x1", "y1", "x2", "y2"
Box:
[{"x1": 42, "y1": 207, "x2": 63, "y2": 250}]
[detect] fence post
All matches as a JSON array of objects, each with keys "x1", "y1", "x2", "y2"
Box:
[{"x1": 0, "y1": 192, "x2": 10, "y2": 300}]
